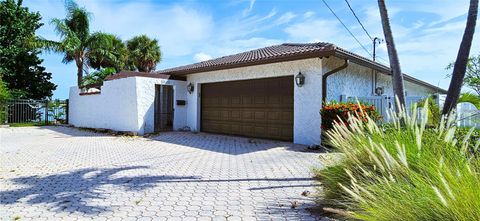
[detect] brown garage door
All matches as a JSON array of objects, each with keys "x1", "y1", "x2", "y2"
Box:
[{"x1": 201, "y1": 76, "x2": 293, "y2": 141}]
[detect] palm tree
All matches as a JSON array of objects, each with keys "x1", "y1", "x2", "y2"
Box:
[
  {"x1": 442, "y1": 0, "x2": 478, "y2": 115},
  {"x1": 46, "y1": 1, "x2": 122, "y2": 86},
  {"x1": 48, "y1": 0, "x2": 90, "y2": 87},
  {"x1": 126, "y1": 35, "x2": 161, "y2": 72},
  {"x1": 88, "y1": 32, "x2": 127, "y2": 72},
  {"x1": 378, "y1": 0, "x2": 406, "y2": 112}
]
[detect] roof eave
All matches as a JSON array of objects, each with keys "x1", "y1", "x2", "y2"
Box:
[{"x1": 333, "y1": 49, "x2": 447, "y2": 94}]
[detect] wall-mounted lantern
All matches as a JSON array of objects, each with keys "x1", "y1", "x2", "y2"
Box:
[
  {"x1": 187, "y1": 83, "x2": 194, "y2": 94},
  {"x1": 295, "y1": 72, "x2": 305, "y2": 87},
  {"x1": 375, "y1": 86, "x2": 384, "y2": 96}
]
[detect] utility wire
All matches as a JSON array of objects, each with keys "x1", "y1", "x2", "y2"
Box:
[
  {"x1": 344, "y1": 0, "x2": 373, "y2": 41},
  {"x1": 321, "y1": 0, "x2": 373, "y2": 57}
]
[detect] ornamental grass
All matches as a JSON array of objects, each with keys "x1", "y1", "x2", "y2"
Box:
[{"x1": 315, "y1": 100, "x2": 480, "y2": 221}]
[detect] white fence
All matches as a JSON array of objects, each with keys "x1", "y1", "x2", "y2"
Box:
[
  {"x1": 341, "y1": 95, "x2": 423, "y2": 121},
  {"x1": 457, "y1": 102, "x2": 480, "y2": 128},
  {"x1": 341, "y1": 94, "x2": 479, "y2": 128}
]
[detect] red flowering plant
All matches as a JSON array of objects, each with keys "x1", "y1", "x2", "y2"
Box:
[{"x1": 320, "y1": 101, "x2": 381, "y2": 131}]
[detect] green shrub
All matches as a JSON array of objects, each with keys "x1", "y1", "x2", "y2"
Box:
[
  {"x1": 417, "y1": 96, "x2": 440, "y2": 127},
  {"x1": 0, "y1": 78, "x2": 10, "y2": 124},
  {"x1": 315, "y1": 102, "x2": 480, "y2": 220}
]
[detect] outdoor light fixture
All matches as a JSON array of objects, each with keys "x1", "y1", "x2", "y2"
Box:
[
  {"x1": 375, "y1": 86, "x2": 384, "y2": 95},
  {"x1": 187, "y1": 83, "x2": 194, "y2": 94},
  {"x1": 295, "y1": 72, "x2": 305, "y2": 87}
]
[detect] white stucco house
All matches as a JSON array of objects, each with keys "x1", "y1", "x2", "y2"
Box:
[{"x1": 69, "y1": 42, "x2": 446, "y2": 145}]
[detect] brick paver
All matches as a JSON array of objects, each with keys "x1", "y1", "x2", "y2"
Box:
[{"x1": 1, "y1": 126, "x2": 325, "y2": 220}]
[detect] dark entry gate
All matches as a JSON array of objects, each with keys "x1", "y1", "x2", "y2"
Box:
[
  {"x1": 154, "y1": 85, "x2": 174, "y2": 132},
  {"x1": 1, "y1": 99, "x2": 69, "y2": 125}
]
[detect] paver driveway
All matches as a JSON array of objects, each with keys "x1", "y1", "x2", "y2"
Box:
[{"x1": 0, "y1": 126, "x2": 324, "y2": 220}]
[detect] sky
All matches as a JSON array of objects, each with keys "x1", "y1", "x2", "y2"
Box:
[{"x1": 23, "y1": 0, "x2": 480, "y2": 99}]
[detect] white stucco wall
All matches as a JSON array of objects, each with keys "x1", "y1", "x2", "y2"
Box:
[
  {"x1": 323, "y1": 57, "x2": 438, "y2": 101},
  {"x1": 185, "y1": 58, "x2": 324, "y2": 145},
  {"x1": 69, "y1": 77, "x2": 139, "y2": 132},
  {"x1": 135, "y1": 77, "x2": 187, "y2": 134},
  {"x1": 69, "y1": 77, "x2": 187, "y2": 135}
]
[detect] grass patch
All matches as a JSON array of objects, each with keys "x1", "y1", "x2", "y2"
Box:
[{"x1": 8, "y1": 122, "x2": 51, "y2": 127}]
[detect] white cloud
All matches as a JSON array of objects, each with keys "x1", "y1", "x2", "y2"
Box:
[
  {"x1": 193, "y1": 53, "x2": 213, "y2": 62},
  {"x1": 242, "y1": 0, "x2": 256, "y2": 17},
  {"x1": 303, "y1": 11, "x2": 315, "y2": 19},
  {"x1": 274, "y1": 12, "x2": 297, "y2": 25},
  {"x1": 77, "y1": 2, "x2": 214, "y2": 57}
]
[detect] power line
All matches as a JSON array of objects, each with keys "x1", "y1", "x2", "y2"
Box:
[
  {"x1": 320, "y1": 0, "x2": 373, "y2": 57},
  {"x1": 344, "y1": 0, "x2": 373, "y2": 41}
]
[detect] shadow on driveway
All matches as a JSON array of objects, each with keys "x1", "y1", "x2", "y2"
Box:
[{"x1": 0, "y1": 166, "x2": 199, "y2": 214}]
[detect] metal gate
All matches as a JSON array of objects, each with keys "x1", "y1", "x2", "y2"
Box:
[
  {"x1": 154, "y1": 85, "x2": 174, "y2": 132},
  {"x1": 1, "y1": 99, "x2": 69, "y2": 125}
]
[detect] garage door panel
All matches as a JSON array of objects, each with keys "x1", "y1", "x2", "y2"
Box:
[
  {"x1": 254, "y1": 96, "x2": 266, "y2": 105},
  {"x1": 231, "y1": 110, "x2": 241, "y2": 120},
  {"x1": 201, "y1": 76, "x2": 293, "y2": 141},
  {"x1": 242, "y1": 96, "x2": 253, "y2": 106}
]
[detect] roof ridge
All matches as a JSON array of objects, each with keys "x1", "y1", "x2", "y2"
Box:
[{"x1": 281, "y1": 42, "x2": 333, "y2": 47}]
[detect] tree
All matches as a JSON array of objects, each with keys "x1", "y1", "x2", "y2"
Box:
[
  {"x1": 126, "y1": 35, "x2": 162, "y2": 72},
  {"x1": 377, "y1": 0, "x2": 406, "y2": 111},
  {"x1": 87, "y1": 33, "x2": 127, "y2": 72},
  {"x1": 0, "y1": 0, "x2": 57, "y2": 99},
  {"x1": 446, "y1": 54, "x2": 480, "y2": 96},
  {"x1": 47, "y1": 0, "x2": 121, "y2": 86},
  {"x1": 442, "y1": 0, "x2": 478, "y2": 115}
]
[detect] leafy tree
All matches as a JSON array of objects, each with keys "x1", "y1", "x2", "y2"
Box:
[
  {"x1": 87, "y1": 33, "x2": 127, "y2": 72},
  {"x1": 46, "y1": 0, "x2": 122, "y2": 86},
  {"x1": 446, "y1": 54, "x2": 480, "y2": 96},
  {"x1": 82, "y1": 67, "x2": 116, "y2": 86},
  {"x1": 442, "y1": 0, "x2": 478, "y2": 115},
  {"x1": 0, "y1": 0, "x2": 57, "y2": 99},
  {"x1": 126, "y1": 35, "x2": 161, "y2": 72},
  {"x1": 0, "y1": 78, "x2": 10, "y2": 102}
]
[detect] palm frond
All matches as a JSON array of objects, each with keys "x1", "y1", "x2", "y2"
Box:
[
  {"x1": 64, "y1": 0, "x2": 79, "y2": 15},
  {"x1": 50, "y1": 18, "x2": 71, "y2": 38},
  {"x1": 35, "y1": 37, "x2": 61, "y2": 53},
  {"x1": 459, "y1": 92, "x2": 480, "y2": 110}
]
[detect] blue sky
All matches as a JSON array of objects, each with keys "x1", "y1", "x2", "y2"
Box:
[{"x1": 24, "y1": 0, "x2": 480, "y2": 99}]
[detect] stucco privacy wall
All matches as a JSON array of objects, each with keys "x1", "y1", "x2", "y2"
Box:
[
  {"x1": 69, "y1": 77, "x2": 187, "y2": 135},
  {"x1": 323, "y1": 57, "x2": 438, "y2": 101},
  {"x1": 185, "y1": 58, "x2": 324, "y2": 146},
  {"x1": 135, "y1": 77, "x2": 187, "y2": 134},
  {"x1": 69, "y1": 77, "x2": 139, "y2": 132}
]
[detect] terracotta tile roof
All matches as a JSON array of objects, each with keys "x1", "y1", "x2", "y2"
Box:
[
  {"x1": 155, "y1": 42, "x2": 445, "y2": 93},
  {"x1": 156, "y1": 43, "x2": 336, "y2": 75}
]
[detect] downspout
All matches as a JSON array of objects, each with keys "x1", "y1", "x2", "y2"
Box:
[{"x1": 322, "y1": 59, "x2": 349, "y2": 103}]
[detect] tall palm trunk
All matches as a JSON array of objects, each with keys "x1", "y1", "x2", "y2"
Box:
[
  {"x1": 76, "y1": 60, "x2": 83, "y2": 87},
  {"x1": 442, "y1": 0, "x2": 478, "y2": 115},
  {"x1": 378, "y1": 0, "x2": 406, "y2": 112}
]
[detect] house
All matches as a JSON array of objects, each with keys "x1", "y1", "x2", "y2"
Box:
[{"x1": 69, "y1": 42, "x2": 446, "y2": 145}]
